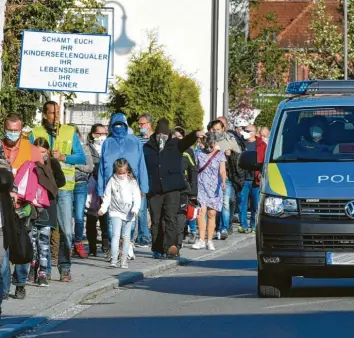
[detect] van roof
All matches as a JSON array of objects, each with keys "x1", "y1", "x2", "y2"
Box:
[{"x1": 281, "y1": 95, "x2": 354, "y2": 110}]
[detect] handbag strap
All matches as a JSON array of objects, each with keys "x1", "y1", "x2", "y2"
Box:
[{"x1": 198, "y1": 150, "x2": 220, "y2": 174}]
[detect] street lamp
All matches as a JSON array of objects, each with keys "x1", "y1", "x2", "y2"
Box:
[{"x1": 106, "y1": 1, "x2": 135, "y2": 55}]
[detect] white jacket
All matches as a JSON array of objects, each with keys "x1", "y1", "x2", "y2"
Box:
[{"x1": 99, "y1": 175, "x2": 141, "y2": 221}]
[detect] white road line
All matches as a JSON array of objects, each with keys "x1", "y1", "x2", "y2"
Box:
[{"x1": 264, "y1": 299, "x2": 339, "y2": 309}]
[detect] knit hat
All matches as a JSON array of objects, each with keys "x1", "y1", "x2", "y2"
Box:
[{"x1": 155, "y1": 118, "x2": 170, "y2": 135}]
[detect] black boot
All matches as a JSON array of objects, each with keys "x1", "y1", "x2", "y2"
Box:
[{"x1": 15, "y1": 286, "x2": 26, "y2": 300}]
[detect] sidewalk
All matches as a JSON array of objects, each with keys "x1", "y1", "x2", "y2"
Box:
[{"x1": 0, "y1": 228, "x2": 255, "y2": 338}]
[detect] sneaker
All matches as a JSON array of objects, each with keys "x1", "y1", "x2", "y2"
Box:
[
  {"x1": 167, "y1": 245, "x2": 178, "y2": 257},
  {"x1": 127, "y1": 242, "x2": 135, "y2": 260},
  {"x1": 187, "y1": 233, "x2": 197, "y2": 244},
  {"x1": 120, "y1": 259, "x2": 128, "y2": 269},
  {"x1": 221, "y1": 230, "x2": 229, "y2": 240},
  {"x1": 110, "y1": 260, "x2": 118, "y2": 268},
  {"x1": 135, "y1": 239, "x2": 150, "y2": 248},
  {"x1": 215, "y1": 231, "x2": 221, "y2": 240},
  {"x1": 192, "y1": 239, "x2": 206, "y2": 250},
  {"x1": 74, "y1": 242, "x2": 88, "y2": 258},
  {"x1": 238, "y1": 226, "x2": 246, "y2": 233},
  {"x1": 15, "y1": 286, "x2": 26, "y2": 300},
  {"x1": 38, "y1": 273, "x2": 49, "y2": 287},
  {"x1": 60, "y1": 270, "x2": 72, "y2": 283},
  {"x1": 207, "y1": 241, "x2": 216, "y2": 251}
]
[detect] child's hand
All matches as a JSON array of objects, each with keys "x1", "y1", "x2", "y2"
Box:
[{"x1": 98, "y1": 210, "x2": 104, "y2": 216}]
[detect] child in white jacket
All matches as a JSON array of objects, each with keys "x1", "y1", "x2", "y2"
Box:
[{"x1": 98, "y1": 158, "x2": 141, "y2": 268}]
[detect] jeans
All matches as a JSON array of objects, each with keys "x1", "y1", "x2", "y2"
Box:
[
  {"x1": 217, "y1": 179, "x2": 235, "y2": 232},
  {"x1": 135, "y1": 196, "x2": 151, "y2": 243},
  {"x1": 1, "y1": 250, "x2": 10, "y2": 295},
  {"x1": 57, "y1": 190, "x2": 74, "y2": 272},
  {"x1": 111, "y1": 217, "x2": 133, "y2": 262},
  {"x1": 237, "y1": 180, "x2": 260, "y2": 230},
  {"x1": 0, "y1": 232, "x2": 6, "y2": 312},
  {"x1": 186, "y1": 219, "x2": 197, "y2": 233},
  {"x1": 31, "y1": 226, "x2": 51, "y2": 274},
  {"x1": 12, "y1": 264, "x2": 29, "y2": 286},
  {"x1": 149, "y1": 191, "x2": 180, "y2": 254},
  {"x1": 73, "y1": 182, "x2": 88, "y2": 243}
]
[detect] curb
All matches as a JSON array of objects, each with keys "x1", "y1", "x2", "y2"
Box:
[{"x1": 1, "y1": 234, "x2": 254, "y2": 337}]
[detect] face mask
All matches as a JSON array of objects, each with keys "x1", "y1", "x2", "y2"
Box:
[
  {"x1": 43, "y1": 154, "x2": 49, "y2": 162},
  {"x1": 93, "y1": 135, "x2": 106, "y2": 145},
  {"x1": 116, "y1": 173, "x2": 128, "y2": 179},
  {"x1": 156, "y1": 134, "x2": 168, "y2": 151},
  {"x1": 140, "y1": 128, "x2": 148, "y2": 136},
  {"x1": 213, "y1": 131, "x2": 224, "y2": 140},
  {"x1": 310, "y1": 126, "x2": 323, "y2": 141},
  {"x1": 241, "y1": 131, "x2": 251, "y2": 140},
  {"x1": 113, "y1": 124, "x2": 126, "y2": 136},
  {"x1": 5, "y1": 131, "x2": 21, "y2": 142}
]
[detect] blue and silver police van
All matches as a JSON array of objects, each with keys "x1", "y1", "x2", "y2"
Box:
[{"x1": 239, "y1": 80, "x2": 354, "y2": 298}]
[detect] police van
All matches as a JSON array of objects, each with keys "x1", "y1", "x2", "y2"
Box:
[{"x1": 239, "y1": 80, "x2": 354, "y2": 298}]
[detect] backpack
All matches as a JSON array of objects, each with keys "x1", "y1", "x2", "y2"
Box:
[{"x1": 14, "y1": 161, "x2": 50, "y2": 208}]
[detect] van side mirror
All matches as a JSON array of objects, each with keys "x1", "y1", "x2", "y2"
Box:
[{"x1": 238, "y1": 151, "x2": 263, "y2": 171}]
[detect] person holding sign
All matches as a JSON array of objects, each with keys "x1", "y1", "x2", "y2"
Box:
[{"x1": 30, "y1": 101, "x2": 86, "y2": 283}]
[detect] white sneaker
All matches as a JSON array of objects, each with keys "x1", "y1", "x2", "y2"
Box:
[
  {"x1": 110, "y1": 260, "x2": 118, "y2": 268},
  {"x1": 120, "y1": 259, "x2": 128, "y2": 269},
  {"x1": 207, "y1": 241, "x2": 216, "y2": 251},
  {"x1": 192, "y1": 239, "x2": 206, "y2": 250},
  {"x1": 127, "y1": 242, "x2": 135, "y2": 260},
  {"x1": 216, "y1": 232, "x2": 221, "y2": 240}
]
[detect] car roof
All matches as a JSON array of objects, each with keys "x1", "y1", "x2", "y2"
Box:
[{"x1": 281, "y1": 95, "x2": 354, "y2": 110}]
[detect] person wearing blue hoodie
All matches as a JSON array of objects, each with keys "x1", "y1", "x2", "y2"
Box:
[{"x1": 98, "y1": 113, "x2": 149, "y2": 247}]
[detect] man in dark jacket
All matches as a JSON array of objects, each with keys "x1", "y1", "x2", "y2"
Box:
[{"x1": 144, "y1": 119, "x2": 204, "y2": 259}]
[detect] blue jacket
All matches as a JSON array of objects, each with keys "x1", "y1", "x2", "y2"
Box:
[
  {"x1": 29, "y1": 127, "x2": 86, "y2": 165},
  {"x1": 97, "y1": 113, "x2": 149, "y2": 196}
]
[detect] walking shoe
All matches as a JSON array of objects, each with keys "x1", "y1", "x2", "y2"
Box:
[
  {"x1": 127, "y1": 242, "x2": 135, "y2": 260},
  {"x1": 215, "y1": 231, "x2": 221, "y2": 240},
  {"x1": 15, "y1": 286, "x2": 26, "y2": 300},
  {"x1": 60, "y1": 271, "x2": 72, "y2": 283},
  {"x1": 74, "y1": 242, "x2": 88, "y2": 258},
  {"x1": 120, "y1": 259, "x2": 128, "y2": 269},
  {"x1": 38, "y1": 273, "x2": 49, "y2": 287},
  {"x1": 135, "y1": 239, "x2": 150, "y2": 248},
  {"x1": 238, "y1": 226, "x2": 246, "y2": 233},
  {"x1": 192, "y1": 239, "x2": 206, "y2": 250},
  {"x1": 3, "y1": 293, "x2": 9, "y2": 300},
  {"x1": 110, "y1": 260, "x2": 118, "y2": 268},
  {"x1": 187, "y1": 232, "x2": 197, "y2": 244},
  {"x1": 207, "y1": 240, "x2": 216, "y2": 251},
  {"x1": 221, "y1": 230, "x2": 229, "y2": 240},
  {"x1": 167, "y1": 245, "x2": 178, "y2": 257}
]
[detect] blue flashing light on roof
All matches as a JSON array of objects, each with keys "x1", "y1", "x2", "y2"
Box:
[{"x1": 286, "y1": 80, "x2": 354, "y2": 95}]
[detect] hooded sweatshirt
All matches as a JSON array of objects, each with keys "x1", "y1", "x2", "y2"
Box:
[
  {"x1": 99, "y1": 174, "x2": 141, "y2": 221},
  {"x1": 97, "y1": 113, "x2": 149, "y2": 196}
]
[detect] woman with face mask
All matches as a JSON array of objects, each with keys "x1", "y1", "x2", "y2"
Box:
[
  {"x1": 192, "y1": 133, "x2": 227, "y2": 251},
  {"x1": 86, "y1": 124, "x2": 108, "y2": 256}
]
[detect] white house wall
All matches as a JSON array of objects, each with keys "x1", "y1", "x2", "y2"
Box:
[{"x1": 55, "y1": 0, "x2": 227, "y2": 129}]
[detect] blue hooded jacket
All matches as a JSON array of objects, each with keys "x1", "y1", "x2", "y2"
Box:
[{"x1": 97, "y1": 113, "x2": 149, "y2": 196}]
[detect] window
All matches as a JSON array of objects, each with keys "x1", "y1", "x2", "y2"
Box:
[{"x1": 271, "y1": 107, "x2": 354, "y2": 162}]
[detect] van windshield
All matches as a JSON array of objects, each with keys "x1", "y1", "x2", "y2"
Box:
[{"x1": 271, "y1": 107, "x2": 354, "y2": 162}]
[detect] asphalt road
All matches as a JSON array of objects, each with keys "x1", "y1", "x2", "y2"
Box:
[{"x1": 31, "y1": 243, "x2": 354, "y2": 338}]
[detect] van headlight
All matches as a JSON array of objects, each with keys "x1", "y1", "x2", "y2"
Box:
[{"x1": 264, "y1": 197, "x2": 298, "y2": 216}]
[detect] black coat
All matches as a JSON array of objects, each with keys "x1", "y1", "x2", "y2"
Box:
[
  {"x1": 182, "y1": 148, "x2": 198, "y2": 197},
  {"x1": 144, "y1": 131, "x2": 198, "y2": 195}
]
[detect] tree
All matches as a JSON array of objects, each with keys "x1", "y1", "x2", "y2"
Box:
[
  {"x1": 108, "y1": 33, "x2": 204, "y2": 132},
  {"x1": 0, "y1": 0, "x2": 105, "y2": 129},
  {"x1": 293, "y1": 0, "x2": 343, "y2": 79}
]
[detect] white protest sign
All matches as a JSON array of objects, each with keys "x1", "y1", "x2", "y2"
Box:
[{"x1": 18, "y1": 30, "x2": 111, "y2": 93}]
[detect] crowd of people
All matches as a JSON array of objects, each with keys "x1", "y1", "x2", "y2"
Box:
[{"x1": 0, "y1": 102, "x2": 270, "y2": 317}]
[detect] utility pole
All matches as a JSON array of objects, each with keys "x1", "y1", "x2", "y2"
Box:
[
  {"x1": 210, "y1": 0, "x2": 219, "y2": 121},
  {"x1": 344, "y1": 0, "x2": 348, "y2": 80},
  {"x1": 223, "y1": 0, "x2": 230, "y2": 118}
]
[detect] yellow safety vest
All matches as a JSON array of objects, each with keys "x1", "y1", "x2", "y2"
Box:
[
  {"x1": 31, "y1": 125, "x2": 76, "y2": 191},
  {"x1": 183, "y1": 151, "x2": 196, "y2": 176}
]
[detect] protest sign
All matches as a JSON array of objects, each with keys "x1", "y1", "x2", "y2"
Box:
[{"x1": 18, "y1": 30, "x2": 111, "y2": 93}]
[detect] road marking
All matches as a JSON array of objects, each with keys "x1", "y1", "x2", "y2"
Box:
[
  {"x1": 264, "y1": 299, "x2": 339, "y2": 309},
  {"x1": 184, "y1": 293, "x2": 253, "y2": 303}
]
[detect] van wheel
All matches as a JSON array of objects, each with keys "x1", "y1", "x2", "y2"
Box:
[{"x1": 258, "y1": 268, "x2": 292, "y2": 298}]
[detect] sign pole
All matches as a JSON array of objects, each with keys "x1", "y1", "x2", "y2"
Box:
[{"x1": 344, "y1": 0, "x2": 348, "y2": 80}]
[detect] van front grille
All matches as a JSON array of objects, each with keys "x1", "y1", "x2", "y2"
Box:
[{"x1": 299, "y1": 199, "x2": 350, "y2": 220}]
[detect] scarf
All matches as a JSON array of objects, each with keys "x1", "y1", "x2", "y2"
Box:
[{"x1": 42, "y1": 119, "x2": 58, "y2": 138}]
